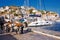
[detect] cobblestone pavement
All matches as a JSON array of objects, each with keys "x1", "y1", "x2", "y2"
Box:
[
  {"x1": 29, "y1": 26, "x2": 60, "y2": 37},
  {"x1": 0, "y1": 32, "x2": 60, "y2": 40}
]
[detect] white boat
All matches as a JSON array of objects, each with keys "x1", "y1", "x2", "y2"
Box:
[
  {"x1": 28, "y1": 21, "x2": 53, "y2": 26},
  {"x1": 56, "y1": 20, "x2": 60, "y2": 22},
  {"x1": 28, "y1": 18, "x2": 54, "y2": 26}
]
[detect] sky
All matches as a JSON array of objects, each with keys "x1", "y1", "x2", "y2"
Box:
[{"x1": 0, "y1": 0, "x2": 60, "y2": 15}]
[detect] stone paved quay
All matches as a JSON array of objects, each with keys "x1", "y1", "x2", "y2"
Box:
[
  {"x1": 0, "y1": 32, "x2": 60, "y2": 40},
  {"x1": 30, "y1": 26, "x2": 60, "y2": 37}
]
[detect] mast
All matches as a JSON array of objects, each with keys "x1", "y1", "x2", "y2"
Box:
[
  {"x1": 39, "y1": 0, "x2": 41, "y2": 10},
  {"x1": 21, "y1": 0, "x2": 29, "y2": 18},
  {"x1": 24, "y1": 0, "x2": 26, "y2": 7},
  {"x1": 27, "y1": 0, "x2": 29, "y2": 7},
  {"x1": 43, "y1": 0, "x2": 48, "y2": 20},
  {"x1": 24, "y1": 0, "x2": 29, "y2": 7}
]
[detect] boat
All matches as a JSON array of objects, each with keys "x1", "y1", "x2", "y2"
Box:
[
  {"x1": 28, "y1": 18, "x2": 54, "y2": 26},
  {"x1": 56, "y1": 20, "x2": 60, "y2": 22},
  {"x1": 28, "y1": 21, "x2": 54, "y2": 26}
]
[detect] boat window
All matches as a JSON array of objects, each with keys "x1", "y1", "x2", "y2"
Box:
[{"x1": 46, "y1": 22, "x2": 48, "y2": 23}]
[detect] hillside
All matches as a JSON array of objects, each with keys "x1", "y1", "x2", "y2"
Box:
[{"x1": 0, "y1": 6, "x2": 59, "y2": 20}]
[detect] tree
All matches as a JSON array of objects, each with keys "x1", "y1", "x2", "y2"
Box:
[
  {"x1": 38, "y1": 10, "x2": 45, "y2": 15},
  {"x1": 29, "y1": 9, "x2": 33, "y2": 14}
]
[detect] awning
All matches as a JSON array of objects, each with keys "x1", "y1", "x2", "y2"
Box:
[{"x1": 29, "y1": 14, "x2": 41, "y2": 17}]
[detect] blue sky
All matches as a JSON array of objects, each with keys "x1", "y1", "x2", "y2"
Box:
[{"x1": 0, "y1": 0, "x2": 60, "y2": 14}]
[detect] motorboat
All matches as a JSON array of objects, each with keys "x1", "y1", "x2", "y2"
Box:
[
  {"x1": 55, "y1": 20, "x2": 60, "y2": 22},
  {"x1": 28, "y1": 21, "x2": 53, "y2": 26},
  {"x1": 28, "y1": 18, "x2": 54, "y2": 26}
]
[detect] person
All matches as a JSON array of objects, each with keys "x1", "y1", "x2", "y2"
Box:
[
  {"x1": 20, "y1": 26, "x2": 24, "y2": 34},
  {"x1": 19, "y1": 17, "x2": 24, "y2": 34},
  {"x1": 0, "y1": 15, "x2": 5, "y2": 30},
  {"x1": 24, "y1": 19, "x2": 28, "y2": 27}
]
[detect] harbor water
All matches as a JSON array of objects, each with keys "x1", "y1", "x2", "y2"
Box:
[{"x1": 43, "y1": 22, "x2": 60, "y2": 32}]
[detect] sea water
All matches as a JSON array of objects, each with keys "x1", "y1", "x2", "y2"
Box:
[{"x1": 43, "y1": 22, "x2": 60, "y2": 32}]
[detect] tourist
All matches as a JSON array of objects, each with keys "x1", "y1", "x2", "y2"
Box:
[
  {"x1": 24, "y1": 18, "x2": 28, "y2": 27},
  {"x1": 19, "y1": 17, "x2": 24, "y2": 34},
  {"x1": 20, "y1": 25, "x2": 24, "y2": 34},
  {"x1": 0, "y1": 15, "x2": 5, "y2": 31}
]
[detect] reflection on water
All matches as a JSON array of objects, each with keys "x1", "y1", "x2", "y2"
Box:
[{"x1": 43, "y1": 22, "x2": 60, "y2": 32}]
